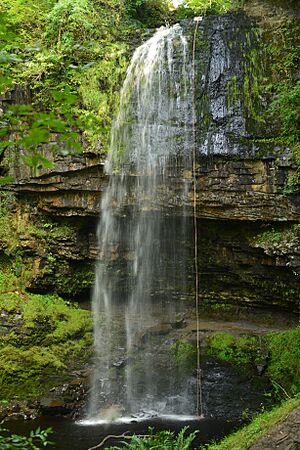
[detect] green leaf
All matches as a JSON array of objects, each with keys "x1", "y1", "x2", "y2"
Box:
[{"x1": 0, "y1": 176, "x2": 14, "y2": 186}]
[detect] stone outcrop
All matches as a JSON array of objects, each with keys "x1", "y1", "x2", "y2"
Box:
[{"x1": 5, "y1": 150, "x2": 106, "y2": 216}]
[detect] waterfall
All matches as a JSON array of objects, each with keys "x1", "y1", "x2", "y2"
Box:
[{"x1": 87, "y1": 23, "x2": 197, "y2": 422}]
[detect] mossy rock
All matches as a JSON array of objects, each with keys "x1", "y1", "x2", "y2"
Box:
[{"x1": 0, "y1": 270, "x2": 93, "y2": 401}]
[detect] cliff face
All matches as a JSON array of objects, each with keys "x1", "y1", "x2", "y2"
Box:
[
  {"x1": 1, "y1": 6, "x2": 299, "y2": 310},
  {"x1": 5, "y1": 151, "x2": 299, "y2": 309}
]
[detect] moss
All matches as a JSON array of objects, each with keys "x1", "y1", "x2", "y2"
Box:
[
  {"x1": 266, "y1": 327, "x2": 300, "y2": 396},
  {"x1": 206, "y1": 332, "x2": 264, "y2": 367},
  {"x1": 206, "y1": 326, "x2": 300, "y2": 398},
  {"x1": 242, "y1": 49, "x2": 265, "y2": 125},
  {"x1": 259, "y1": 19, "x2": 300, "y2": 188},
  {"x1": 0, "y1": 270, "x2": 93, "y2": 400},
  {"x1": 227, "y1": 75, "x2": 239, "y2": 110},
  {"x1": 171, "y1": 339, "x2": 197, "y2": 374},
  {"x1": 0, "y1": 199, "x2": 94, "y2": 295},
  {"x1": 40, "y1": 260, "x2": 95, "y2": 295}
]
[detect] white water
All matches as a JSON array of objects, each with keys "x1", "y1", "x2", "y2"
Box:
[{"x1": 88, "y1": 24, "x2": 196, "y2": 421}]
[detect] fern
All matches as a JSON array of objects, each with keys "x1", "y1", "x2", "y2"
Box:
[{"x1": 105, "y1": 426, "x2": 198, "y2": 450}]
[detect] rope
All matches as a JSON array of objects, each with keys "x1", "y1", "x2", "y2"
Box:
[{"x1": 192, "y1": 17, "x2": 204, "y2": 419}]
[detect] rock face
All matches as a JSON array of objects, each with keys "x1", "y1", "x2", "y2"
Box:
[
  {"x1": 6, "y1": 151, "x2": 106, "y2": 216},
  {"x1": 192, "y1": 13, "x2": 267, "y2": 158},
  {"x1": 6, "y1": 154, "x2": 300, "y2": 221},
  {"x1": 193, "y1": 157, "x2": 300, "y2": 221}
]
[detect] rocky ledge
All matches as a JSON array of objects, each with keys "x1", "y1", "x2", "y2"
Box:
[{"x1": 5, "y1": 151, "x2": 300, "y2": 221}]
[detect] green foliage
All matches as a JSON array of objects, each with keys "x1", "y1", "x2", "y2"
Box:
[
  {"x1": 266, "y1": 327, "x2": 300, "y2": 396},
  {"x1": 0, "y1": 426, "x2": 53, "y2": 450},
  {"x1": 262, "y1": 21, "x2": 300, "y2": 191},
  {"x1": 251, "y1": 224, "x2": 300, "y2": 248},
  {"x1": 0, "y1": 176, "x2": 14, "y2": 185},
  {"x1": 0, "y1": 0, "x2": 171, "y2": 164},
  {"x1": 206, "y1": 332, "x2": 261, "y2": 366},
  {"x1": 1, "y1": 87, "x2": 83, "y2": 175},
  {"x1": 131, "y1": 0, "x2": 172, "y2": 27},
  {"x1": 207, "y1": 326, "x2": 300, "y2": 398},
  {"x1": 45, "y1": 0, "x2": 97, "y2": 47},
  {"x1": 269, "y1": 80, "x2": 300, "y2": 143},
  {"x1": 176, "y1": 0, "x2": 234, "y2": 18},
  {"x1": 171, "y1": 339, "x2": 197, "y2": 373},
  {"x1": 105, "y1": 426, "x2": 197, "y2": 450},
  {"x1": 254, "y1": 229, "x2": 282, "y2": 245}
]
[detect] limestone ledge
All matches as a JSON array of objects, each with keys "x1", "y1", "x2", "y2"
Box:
[
  {"x1": 7, "y1": 152, "x2": 106, "y2": 216},
  {"x1": 6, "y1": 153, "x2": 300, "y2": 221}
]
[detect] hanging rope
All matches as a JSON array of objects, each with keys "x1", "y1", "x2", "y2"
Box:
[{"x1": 192, "y1": 16, "x2": 204, "y2": 419}]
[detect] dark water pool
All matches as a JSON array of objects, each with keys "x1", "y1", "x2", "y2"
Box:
[
  {"x1": 5, "y1": 416, "x2": 240, "y2": 450},
  {"x1": 4, "y1": 356, "x2": 270, "y2": 449}
]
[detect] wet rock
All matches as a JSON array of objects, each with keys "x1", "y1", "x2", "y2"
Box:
[
  {"x1": 141, "y1": 324, "x2": 172, "y2": 344},
  {"x1": 0, "y1": 401, "x2": 39, "y2": 422},
  {"x1": 38, "y1": 374, "x2": 89, "y2": 418},
  {"x1": 170, "y1": 317, "x2": 187, "y2": 329},
  {"x1": 40, "y1": 398, "x2": 72, "y2": 416},
  {"x1": 256, "y1": 363, "x2": 266, "y2": 376},
  {"x1": 113, "y1": 357, "x2": 127, "y2": 368}
]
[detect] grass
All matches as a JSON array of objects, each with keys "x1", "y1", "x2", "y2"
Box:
[{"x1": 202, "y1": 396, "x2": 300, "y2": 450}]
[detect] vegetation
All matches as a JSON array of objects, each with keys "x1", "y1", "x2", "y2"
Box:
[
  {"x1": 0, "y1": 0, "x2": 299, "y2": 448},
  {"x1": 267, "y1": 327, "x2": 300, "y2": 396},
  {"x1": 0, "y1": 193, "x2": 94, "y2": 296},
  {"x1": 0, "y1": 266, "x2": 92, "y2": 399},
  {"x1": 0, "y1": 427, "x2": 53, "y2": 450},
  {"x1": 206, "y1": 327, "x2": 300, "y2": 398},
  {"x1": 0, "y1": 196, "x2": 93, "y2": 401},
  {"x1": 0, "y1": 0, "x2": 297, "y2": 182},
  {"x1": 171, "y1": 339, "x2": 197, "y2": 374},
  {"x1": 201, "y1": 396, "x2": 300, "y2": 450},
  {"x1": 255, "y1": 18, "x2": 300, "y2": 191},
  {"x1": 176, "y1": 0, "x2": 235, "y2": 18},
  {"x1": 250, "y1": 223, "x2": 300, "y2": 250},
  {"x1": 104, "y1": 426, "x2": 197, "y2": 450},
  {"x1": 206, "y1": 332, "x2": 263, "y2": 367},
  {"x1": 0, "y1": 0, "x2": 173, "y2": 178}
]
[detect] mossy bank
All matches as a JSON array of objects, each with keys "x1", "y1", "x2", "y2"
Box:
[{"x1": 0, "y1": 268, "x2": 92, "y2": 402}]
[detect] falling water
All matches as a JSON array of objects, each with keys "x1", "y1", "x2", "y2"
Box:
[{"x1": 88, "y1": 23, "x2": 197, "y2": 421}]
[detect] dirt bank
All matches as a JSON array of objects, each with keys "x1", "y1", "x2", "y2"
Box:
[{"x1": 249, "y1": 405, "x2": 300, "y2": 450}]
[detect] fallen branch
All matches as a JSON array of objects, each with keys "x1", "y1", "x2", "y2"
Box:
[
  {"x1": 87, "y1": 432, "x2": 130, "y2": 450},
  {"x1": 88, "y1": 432, "x2": 150, "y2": 450}
]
